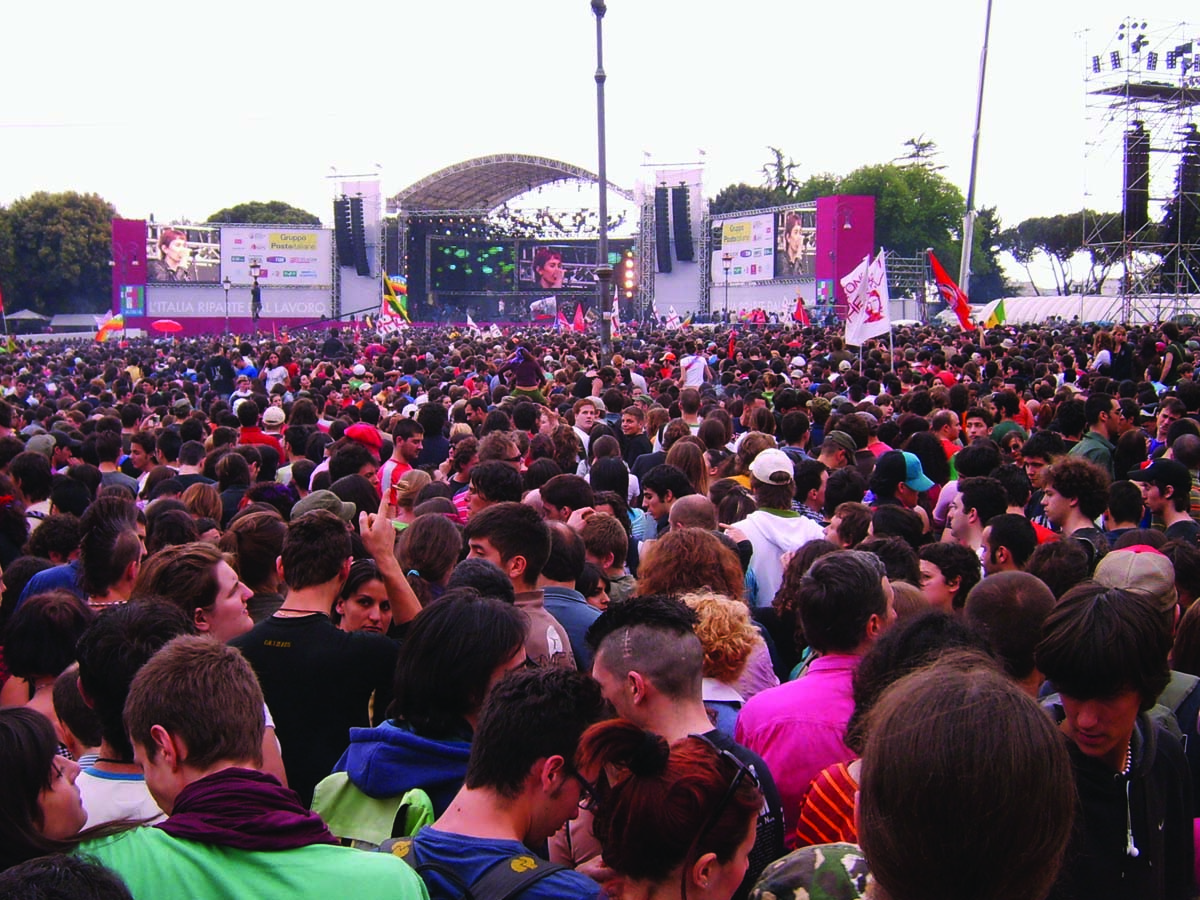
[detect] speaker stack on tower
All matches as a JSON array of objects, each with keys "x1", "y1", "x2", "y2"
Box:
[
  {"x1": 655, "y1": 186, "x2": 673, "y2": 273},
  {"x1": 349, "y1": 197, "x2": 371, "y2": 276},
  {"x1": 1123, "y1": 123, "x2": 1150, "y2": 236},
  {"x1": 671, "y1": 185, "x2": 694, "y2": 262},
  {"x1": 333, "y1": 198, "x2": 355, "y2": 267}
]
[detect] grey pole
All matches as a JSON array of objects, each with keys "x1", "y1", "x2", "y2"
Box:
[{"x1": 592, "y1": 0, "x2": 612, "y2": 363}]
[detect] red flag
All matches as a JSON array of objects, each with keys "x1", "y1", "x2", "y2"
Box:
[
  {"x1": 572, "y1": 303, "x2": 585, "y2": 333},
  {"x1": 928, "y1": 250, "x2": 975, "y2": 331},
  {"x1": 727, "y1": 329, "x2": 737, "y2": 361},
  {"x1": 0, "y1": 284, "x2": 5, "y2": 314},
  {"x1": 792, "y1": 295, "x2": 810, "y2": 326}
]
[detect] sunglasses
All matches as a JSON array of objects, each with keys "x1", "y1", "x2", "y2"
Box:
[{"x1": 688, "y1": 733, "x2": 761, "y2": 850}]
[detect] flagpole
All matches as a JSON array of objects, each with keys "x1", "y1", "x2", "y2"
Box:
[{"x1": 959, "y1": 0, "x2": 995, "y2": 296}]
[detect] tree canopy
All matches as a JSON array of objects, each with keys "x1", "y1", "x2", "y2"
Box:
[
  {"x1": 709, "y1": 144, "x2": 1011, "y2": 301},
  {"x1": 0, "y1": 191, "x2": 117, "y2": 315},
  {"x1": 206, "y1": 201, "x2": 321, "y2": 226}
]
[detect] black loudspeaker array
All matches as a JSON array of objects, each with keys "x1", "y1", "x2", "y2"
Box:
[
  {"x1": 350, "y1": 197, "x2": 371, "y2": 276},
  {"x1": 671, "y1": 185, "x2": 694, "y2": 261},
  {"x1": 1179, "y1": 130, "x2": 1200, "y2": 237},
  {"x1": 1123, "y1": 123, "x2": 1150, "y2": 236},
  {"x1": 333, "y1": 198, "x2": 355, "y2": 266},
  {"x1": 384, "y1": 219, "x2": 401, "y2": 276},
  {"x1": 655, "y1": 186, "x2": 673, "y2": 273}
]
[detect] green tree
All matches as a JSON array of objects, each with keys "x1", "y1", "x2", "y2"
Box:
[
  {"x1": 206, "y1": 200, "x2": 321, "y2": 225},
  {"x1": 838, "y1": 162, "x2": 965, "y2": 262},
  {"x1": 0, "y1": 191, "x2": 117, "y2": 315},
  {"x1": 893, "y1": 134, "x2": 946, "y2": 171},
  {"x1": 999, "y1": 213, "x2": 1088, "y2": 295},
  {"x1": 709, "y1": 183, "x2": 787, "y2": 216}
]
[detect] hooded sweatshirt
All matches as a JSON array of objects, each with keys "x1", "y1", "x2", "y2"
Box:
[
  {"x1": 332, "y1": 719, "x2": 470, "y2": 816},
  {"x1": 734, "y1": 508, "x2": 825, "y2": 607},
  {"x1": 1046, "y1": 711, "x2": 1194, "y2": 900}
]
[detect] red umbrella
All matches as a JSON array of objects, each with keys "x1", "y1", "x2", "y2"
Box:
[{"x1": 151, "y1": 319, "x2": 183, "y2": 333}]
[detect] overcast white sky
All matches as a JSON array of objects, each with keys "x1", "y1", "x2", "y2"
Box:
[{"x1": 1, "y1": 0, "x2": 1193, "y2": 236}]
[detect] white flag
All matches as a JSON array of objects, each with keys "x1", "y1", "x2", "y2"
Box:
[
  {"x1": 843, "y1": 251, "x2": 891, "y2": 346},
  {"x1": 466, "y1": 313, "x2": 479, "y2": 334}
]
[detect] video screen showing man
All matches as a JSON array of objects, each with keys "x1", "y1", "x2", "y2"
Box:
[
  {"x1": 775, "y1": 210, "x2": 815, "y2": 277},
  {"x1": 147, "y1": 228, "x2": 218, "y2": 283}
]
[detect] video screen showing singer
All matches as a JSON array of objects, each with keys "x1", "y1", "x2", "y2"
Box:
[{"x1": 533, "y1": 247, "x2": 565, "y2": 290}]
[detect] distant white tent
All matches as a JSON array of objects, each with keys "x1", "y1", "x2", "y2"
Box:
[
  {"x1": 6, "y1": 309, "x2": 49, "y2": 321},
  {"x1": 935, "y1": 295, "x2": 1200, "y2": 327}
]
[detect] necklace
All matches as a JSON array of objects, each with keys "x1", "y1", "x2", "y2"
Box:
[{"x1": 273, "y1": 608, "x2": 328, "y2": 617}]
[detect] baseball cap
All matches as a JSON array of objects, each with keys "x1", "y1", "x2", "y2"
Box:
[
  {"x1": 1093, "y1": 545, "x2": 1178, "y2": 614},
  {"x1": 1127, "y1": 458, "x2": 1192, "y2": 501},
  {"x1": 262, "y1": 406, "x2": 286, "y2": 428},
  {"x1": 352, "y1": 364, "x2": 367, "y2": 376},
  {"x1": 25, "y1": 434, "x2": 56, "y2": 458},
  {"x1": 874, "y1": 450, "x2": 935, "y2": 493},
  {"x1": 749, "y1": 448, "x2": 796, "y2": 485},
  {"x1": 291, "y1": 490, "x2": 356, "y2": 523},
  {"x1": 344, "y1": 423, "x2": 383, "y2": 452},
  {"x1": 823, "y1": 430, "x2": 857, "y2": 456}
]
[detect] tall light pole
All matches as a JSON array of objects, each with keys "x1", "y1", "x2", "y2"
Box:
[
  {"x1": 249, "y1": 259, "x2": 262, "y2": 338},
  {"x1": 222, "y1": 276, "x2": 231, "y2": 336},
  {"x1": 722, "y1": 252, "x2": 733, "y2": 322},
  {"x1": 592, "y1": 0, "x2": 612, "y2": 364}
]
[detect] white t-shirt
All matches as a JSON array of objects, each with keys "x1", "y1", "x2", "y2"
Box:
[
  {"x1": 78, "y1": 769, "x2": 165, "y2": 828},
  {"x1": 680, "y1": 354, "x2": 707, "y2": 387}
]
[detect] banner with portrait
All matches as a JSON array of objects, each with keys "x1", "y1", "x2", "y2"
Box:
[
  {"x1": 774, "y1": 208, "x2": 817, "y2": 278},
  {"x1": 146, "y1": 223, "x2": 221, "y2": 284}
]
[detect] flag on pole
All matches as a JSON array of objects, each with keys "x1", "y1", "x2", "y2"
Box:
[
  {"x1": 383, "y1": 274, "x2": 410, "y2": 323},
  {"x1": 466, "y1": 312, "x2": 479, "y2": 334},
  {"x1": 666, "y1": 306, "x2": 680, "y2": 329},
  {"x1": 681, "y1": 311, "x2": 694, "y2": 328},
  {"x1": 793, "y1": 294, "x2": 811, "y2": 326},
  {"x1": 842, "y1": 251, "x2": 891, "y2": 346},
  {"x1": 983, "y1": 299, "x2": 1007, "y2": 328},
  {"x1": 95, "y1": 313, "x2": 124, "y2": 342},
  {"x1": 572, "y1": 303, "x2": 586, "y2": 333},
  {"x1": 728, "y1": 329, "x2": 737, "y2": 361},
  {"x1": 928, "y1": 251, "x2": 976, "y2": 331},
  {"x1": 611, "y1": 307, "x2": 621, "y2": 339},
  {"x1": 556, "y1": 309, "x2": 569, "y2": 332}
]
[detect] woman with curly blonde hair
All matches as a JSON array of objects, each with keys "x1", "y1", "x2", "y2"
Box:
[{"x1": 679, "y1": 590, "x2": 763, "y2": 736}]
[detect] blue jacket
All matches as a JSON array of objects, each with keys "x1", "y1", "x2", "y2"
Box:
[{"x1": 332, "y1": 719, "x2": 470, "y2": 816}]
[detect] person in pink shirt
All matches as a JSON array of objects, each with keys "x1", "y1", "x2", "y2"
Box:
[{"x1": 734, "y1": 550, "x2": 896, "y2": 833}]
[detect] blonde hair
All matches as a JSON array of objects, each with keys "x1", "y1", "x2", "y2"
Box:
[
  {"x1": 393, "y1": 469, "x2": 432, "y2": 512},
  {"x1": 449, "y1": 422, "x2": 474, "y2": 441},
  {"x1": 678, "y1": 590, "x2": 762, "y2": 683}
]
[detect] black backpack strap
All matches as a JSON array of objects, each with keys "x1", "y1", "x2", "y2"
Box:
[{"x1": 470, "y1": 854, "x2": 567, "y2": 900}]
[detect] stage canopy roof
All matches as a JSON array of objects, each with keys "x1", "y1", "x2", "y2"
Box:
[{"x1": 389, "y1": 153, "x2": 634, "y2": 213}]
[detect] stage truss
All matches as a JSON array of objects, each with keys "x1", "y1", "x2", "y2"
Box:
[{"x1": 1083, "y1": 19, "x2": 1200, "y2": 323}]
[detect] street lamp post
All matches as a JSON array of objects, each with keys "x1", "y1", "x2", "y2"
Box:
[
  {"x1": 592, "y1": 0, "x2": 611, "y2": 364},
  {"x1": 722, "y1": 252, "x2": 733, "y2": 321},
  {"x1": 249, "y1": 259, "x2": 262, "y2": 338},
  {"x1": 222, "y1": 276, "x2": 231, "y2": 336}
]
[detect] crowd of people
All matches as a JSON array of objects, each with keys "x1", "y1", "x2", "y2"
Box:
[{"x1": 0, "y1": 314, "x2": 1199, "y2": 899}]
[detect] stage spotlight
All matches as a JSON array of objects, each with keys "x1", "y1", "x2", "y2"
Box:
[
  {"x1": 1147, "y1": 51, "x2": 1158, "y2": 70},
  {"x1": 1111, "y1": 51, "x2": 1122, "y2": 70},
  {"x1": 1092, "y1": 55, "x2": 1102, "y2": 73}
]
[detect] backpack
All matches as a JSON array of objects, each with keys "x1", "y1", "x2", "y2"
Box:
[
  {"x1": 382, "y1": 835, "x2": 567, "y2": 900},
  {"x1": 310, "y1": 774, "x2": 435, "y2": 850}
]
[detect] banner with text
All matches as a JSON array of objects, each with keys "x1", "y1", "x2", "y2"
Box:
[
  {"x1": 716, "y1": 214, "x2": 775, "y2": 283},
  {"x1": 219, "y1": 227, "x2": 332, "y2": 288}
]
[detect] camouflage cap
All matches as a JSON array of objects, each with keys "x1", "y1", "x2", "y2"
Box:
[{"x1": 749, "y1": 842, "x2": 870, "y2": 900}]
